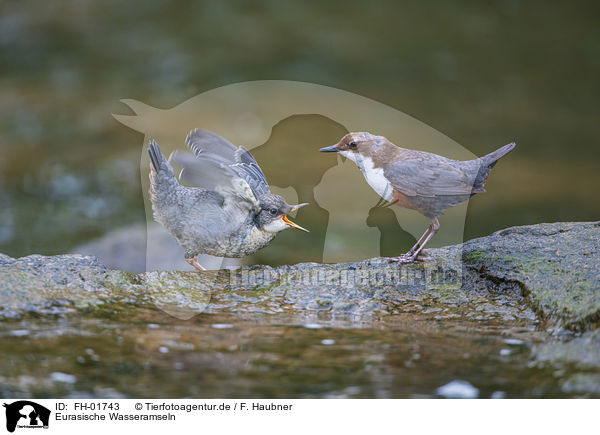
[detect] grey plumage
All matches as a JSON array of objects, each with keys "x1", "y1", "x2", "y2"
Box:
[
  {"x1": 382, "y1": 145, "x2": 515, "y2": 218},
  {"x1": 148, "y1": 130, "x2": 308, "y2": 269},
  {"x1": 175, "y1": 129, "x2": 271, "y2": 198},
  {"x1": 384, "y1": 151, "x2": 482, "y2": 198},
  {"x1": 472, "y1": 142, "x2": 516, "y2": 189}
]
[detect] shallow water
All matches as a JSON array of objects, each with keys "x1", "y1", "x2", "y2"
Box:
[{"x1": 0, "y1": 305, "x2": 585, "y2": 399}]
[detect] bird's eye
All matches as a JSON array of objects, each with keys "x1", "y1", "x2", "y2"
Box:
[
  {"x1": 269, "y1": 208, "x2": 278, "y2": 215},
  {"x1": 349, "y1": 141, "x2": 357, "y2": 149}
]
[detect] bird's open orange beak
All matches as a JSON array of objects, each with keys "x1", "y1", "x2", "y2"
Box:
[{"x1": 282, "y1": 214, "x2": 309, "y2": 232}]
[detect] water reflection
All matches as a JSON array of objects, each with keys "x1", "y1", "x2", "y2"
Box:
[{"x1": 0, "y1": 312, "x2": 568, "y2": 399}]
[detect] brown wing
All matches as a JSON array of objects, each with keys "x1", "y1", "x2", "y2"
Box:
[{"x1": 383, "y1": 151, "x2": 481, "y2": 197}]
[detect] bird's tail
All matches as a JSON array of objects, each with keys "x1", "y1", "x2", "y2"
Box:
[
  {"x1": 148, "y1": 140, "x2": 174, "y2": 175},
  {"x1": 473, "y1": 142, "x2": 516, "y2": 189},
  {"x1": 148, "y1": 140, "x2": 179, "y2": 212},
  {"x1": 481, "y1": 142, "x2": 516, "y2": 167}
]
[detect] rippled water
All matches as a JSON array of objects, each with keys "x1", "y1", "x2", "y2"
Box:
[{"x1": 0, "y1": 303, "x2": 582, "y2": 399}]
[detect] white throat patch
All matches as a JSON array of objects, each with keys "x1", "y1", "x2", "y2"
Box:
[
  {"x1": 262, "y1": 216, "x2": 289, "y2": 233},
  {"x1": 340, "y1": 151, "x2": 394, "y2": 202}
]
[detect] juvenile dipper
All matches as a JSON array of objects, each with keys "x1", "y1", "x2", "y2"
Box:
[
  {"x1": 320, "y1": 132, "x2": 515, "y2": 263},
  {"x1": 149, "y1": 128, "x2": 308, "y2": 271}
]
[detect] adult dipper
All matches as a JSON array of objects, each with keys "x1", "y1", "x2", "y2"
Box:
[
  {"x1": 320, "y1": 132, "x2": 515, "y2": 263},
  {"x1": 149, "y1": 128, "x2": 308, "y2": 271}
]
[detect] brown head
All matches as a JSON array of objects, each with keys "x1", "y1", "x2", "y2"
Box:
[{"x1": 319, "y1": 132, "x2": 398, "y2": 165}]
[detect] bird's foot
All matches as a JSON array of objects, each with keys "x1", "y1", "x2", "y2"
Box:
[
  {"x1": 415, "y1": 250, "x2": 433, "y2": 262},
  {"x1": 388, "y1": 253, "x2": 417, "y2": 264},
  {"x1": 185, "y1": 256, "x2": 206, "y2": 272}
]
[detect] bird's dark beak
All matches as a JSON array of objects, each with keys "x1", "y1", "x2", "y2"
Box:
[
  {"x1": 319, "y1": 145, "x2": 339, "y2": 152},
  {"x1": 282, "y1": 214, "x2": 309, "y2": 232}
]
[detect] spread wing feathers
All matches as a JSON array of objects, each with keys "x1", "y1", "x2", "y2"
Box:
[
  {"x1": 169, "y1": 151, "x2": 230, "y2": 190},
  {"x1": 384, "y1": 152, "x2": 482, "y2": 197},
  {"x1": 229, "y1": 147, "x2": 271, "y2": 197},
  {"x1": 169, "y1": 151, "x2": 260, "y2": 213},
  {"x1": 185, "y1": 128, "x2": 238, "y2": 159},
  {"x1": 183, "y1": 128, "x2": 270, "y2": 198}
]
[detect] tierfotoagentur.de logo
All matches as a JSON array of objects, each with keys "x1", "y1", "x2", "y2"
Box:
[{"x1": 3, "y1": 401, "x2": 50, "y2": 433}]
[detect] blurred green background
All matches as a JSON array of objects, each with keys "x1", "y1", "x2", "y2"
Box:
[{"x1": 1, "y1": 0, "x2": 599, "y2": 261}]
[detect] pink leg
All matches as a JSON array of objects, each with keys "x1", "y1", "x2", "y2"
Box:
[
  {"x1": 391, "y1": 218, "x2": 440, "y2": 263},
  {"x1": 185, "y1": 255, "x2": 206, "y2": 272}
]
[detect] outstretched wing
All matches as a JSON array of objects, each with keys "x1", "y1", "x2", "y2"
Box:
[
  {"x1": 228, "y1": 146, "x2": 271, "y2": 197},
  {"x1": 383, "y1": 151, "x2": 480, "y2": 197},
  {"x1": 169, "y1": 129, "x2": 269, "y2": 212},
  {"x1": 183, "y1": 129, "x2": 270, "y2": 197},
  {"x1": 184, "y1": 129, "x2": 238, "y2": 160}
]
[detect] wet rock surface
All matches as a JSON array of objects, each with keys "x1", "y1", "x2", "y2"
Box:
[
  {"x1": 0, "y1": 221, "x2": 598, "y2": 398},
  {"x1": 456, "y1": 221, "x2": 600, "y2": 333}
]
